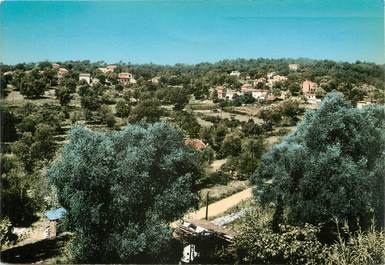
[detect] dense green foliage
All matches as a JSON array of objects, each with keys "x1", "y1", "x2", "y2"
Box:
[
  {"x1": 1, "y1": 154, "x2": 34, "y2": 225},
  {"x1": 0, "y1": 74, "x2": 12, "y2": 98},
  {"x1": 48, "y1": 123, "x2": 200, "y2": 263},
  {"x1": 94, "y1": 105, "x2": 116, "y2": 128},
  {"x1": 0, "y1": 217, "x2": 15, "y2": 248},
  {"x1": 79, "y1": 82, "x2": 104, "y2": 111},
  {"x1": 0, "y1": 106, "x2": 17, "y2": 142},
  {"x1": 198, "y1": 117, "x2": 265, "y2": 181},
  {"x1": 55, "y1": 77, "x2": 77, "y2": 106},
  {"x1": 172, "y1": 111, "x2": 201, "y2": 138},
  {"x1": 326, "y1": 220, "x2": 385, "y2": 265},
  {"x1": 1, "y1": 154, "x2": 51, "y2": 226},
  {"x1": 233, "y1": 210, "x2": 385, "y2": 265},
  {"x1": 233, "y1": 210, "x2": 326, "y2": 265},
  {"x1": 18, "y1": 69, "x2": 49, "y2": 99},
  {"x1": 253, "y1": 92, "x2": 385, "y2": 236},
  {"x1": 115, "y1": 99, "x2": 131, "y2": 118},
  {"x1": 130, "y1": 98, "x2": 164, "y2": 123},
  {"x1": 1, "y1": 103, "x2": 60, "y2": 227},
  {"x1": 12, "y1": 124, "x2": 56, "y2": 172},
  {"x1": 259, "y1": 99, "x2": 303, "y2": 129}
]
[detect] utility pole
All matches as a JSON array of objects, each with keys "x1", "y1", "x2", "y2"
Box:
[{"x1": 205, "y1": 191, "x2": 209, "y2": 220}]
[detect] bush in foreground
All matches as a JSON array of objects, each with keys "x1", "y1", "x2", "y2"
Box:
[
  {"x1": 325, "y1": 220, "x2": 385, "y2": 265},
  {"x1": 233, "y1": 210, "x2": 326, "y2": 265},
  {"x1": 233, "y1": 211, "x2": 385, "y2": 265}
]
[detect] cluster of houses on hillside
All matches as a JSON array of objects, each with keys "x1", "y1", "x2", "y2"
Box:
[
  {"x1": 1, "y1": 62, "x2": 377, "y2": 109},
  {"x1": 52, "y1": 63, "x2": 137, "y2": 85},
  {"x1": 219, "y1": 69, "x2": 379, "y2": 108},
  {"x1": 217, "y1": 68, "x2": 322, "y2": 104}
]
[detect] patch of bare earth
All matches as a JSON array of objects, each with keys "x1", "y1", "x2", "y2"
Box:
[
  {"x1": 15, "y1": 218, "x2": 50, "y2": 247},
  {"x1": 5, "y1": 91, "x2": 24, "y2": 102},
  {"x1": 208, "y1": 159, "x2": 227, "y2": 172}
]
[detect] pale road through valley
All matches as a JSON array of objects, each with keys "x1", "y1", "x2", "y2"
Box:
[{"x1": 172, "y1": 187, "x2": 253, "y2": 227}]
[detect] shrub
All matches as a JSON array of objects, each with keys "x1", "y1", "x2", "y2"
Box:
[
  {"x1": 71, "y1": 111, "x2": 82, "y2": 124},
  {"x1": 325, "y1": 220, "x2": 385, "y2": 265},
  {"x1": 19, "y1": 69, "x2": 47, "y2": 99},
  {"x1": 0, "y1": 217, "x2": 15, "y2": 248},
  {"x1": 233, "y1": 210, "x2": 326, "y2": 265},
  {"x1": 96, "y1": 105, "x2": 116, "y2": 127},
  {"x1": 115, "y1": 99, "x2": 131, "y2": 117}
]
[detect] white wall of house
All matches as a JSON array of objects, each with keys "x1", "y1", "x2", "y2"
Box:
[
  {"x1": 79, "y1": 75, "x2": 91, "y2": 84},
  {"x1": 226, "y1": 90, "x2": 240, "y2": 100},
  {"x1": 357, "y1": 101, "x2": 372, "y2": 109},
  {"x1": 252, "y1": 90, "x2": 268, "y2": 100},
  {"x1": 305, "y1": 94, "x2": 321, "y2": 104}
]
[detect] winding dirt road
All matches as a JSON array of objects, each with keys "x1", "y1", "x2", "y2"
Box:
[{"x1": 186, "y1": 187, "x2": 252, "y2": 220}]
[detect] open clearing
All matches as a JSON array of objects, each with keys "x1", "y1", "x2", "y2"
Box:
[
  {"x1": 194, "y1": 109, "x2": 263, "y2": 124},
  {"x1": 208, "y1": 159, "x2": 227, "y2": 172}
]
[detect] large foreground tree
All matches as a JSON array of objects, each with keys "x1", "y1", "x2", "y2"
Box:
[
  {"x1": 48, "y1": 123, "x2": 200, "y2": 263},
  {"x1": 253, "y1": 92, "x2": 385, "y2": 235}
]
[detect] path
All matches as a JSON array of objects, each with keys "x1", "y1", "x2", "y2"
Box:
[
  {"x1": 171, "y1": 187, "x2": 252, "y2": 229},
  {"x1": 208, "y1": 159, "x2": 227, "y2": 172},
  {"x1": 14, "y1": 218, "x2": 49, "y2": 247}
]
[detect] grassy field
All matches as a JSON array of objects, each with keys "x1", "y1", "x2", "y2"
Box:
[{"x1": 193, "y1": 109, "x2": 263, "y2": 124}]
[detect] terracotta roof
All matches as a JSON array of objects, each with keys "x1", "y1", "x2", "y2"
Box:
[
  {"x1": 118, "y1": 72, "x2": 132, "y2": 79},
  {"x1": 184, "y1": 139, "x2": 206, "y2": 151}
]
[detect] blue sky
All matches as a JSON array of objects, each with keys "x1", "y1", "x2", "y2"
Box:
[{"x1": 0, "y1": 0, "x2": 383, "y2": 65}]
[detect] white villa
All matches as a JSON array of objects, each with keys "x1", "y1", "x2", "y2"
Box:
[
  {"x1": 252, "y1": 89, "x2": 269, "y2": 100},
  {"x1": 118, "y1": 72, "x2": 136, "y2": 85},
  {"x1": 305, "y1": 93, "x2": 321, "y2": 104},
  {"x1": 229, "y1": 71, "x2": 241, "y2": 78},
  {"x1": 79, "y1": 73, "x2": 91, "y2": 84},
  {"x1": 289, "y1": 64, "x2": 299, "y2": 71},
  {"x1": 225, "y1": 89, "x2": 239, "y2": 100},
  {"x1": 356, "y1": 101, "x2": 373, "y2": 109}
]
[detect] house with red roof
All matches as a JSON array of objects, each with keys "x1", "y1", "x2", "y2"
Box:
[{"x1": 184, "y1": 139, "x2": 206, "y2": 151}]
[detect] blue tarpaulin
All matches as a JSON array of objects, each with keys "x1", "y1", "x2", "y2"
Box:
[{"x1": 44, "y1": 207, "x2": 67, "y2": 221}]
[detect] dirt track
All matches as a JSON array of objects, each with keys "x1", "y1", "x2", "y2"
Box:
[{"x1": 185, "y1": 187, "x2": 252, "y2": 220}]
